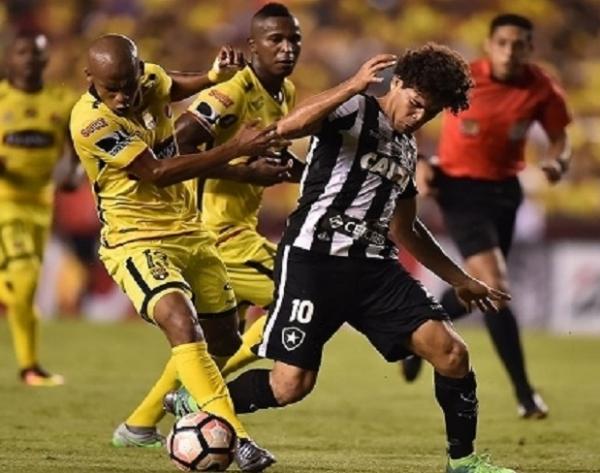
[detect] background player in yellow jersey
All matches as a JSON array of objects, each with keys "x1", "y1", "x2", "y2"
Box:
[
  {"x1": 0, "y1": 32, "x2": 81, "y2": 387},
  {"x1": 71, "y1": 34, "x2": 286, "y2": 470},
  {"x1": 116, "y1": 2, "x2": 304, "y2": 438}
]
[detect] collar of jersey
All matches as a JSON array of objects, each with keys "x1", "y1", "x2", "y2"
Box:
[{"x1": 245, "y1": 66, "x2": 286, "y2": 106}]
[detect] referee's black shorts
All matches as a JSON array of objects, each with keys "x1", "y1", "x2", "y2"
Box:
[{"x1": 434, "y1": 167, "x2": 523, "y2": 258}]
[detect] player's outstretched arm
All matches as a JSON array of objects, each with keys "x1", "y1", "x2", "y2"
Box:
[
  {"x1": 175, "y1": 112, "x2": 297, "y2": 186},
  {"x1": 125, "y1": 122, "x2": 289, "y2": 188},
  {"x1": 169, "y1": 46, "x2": 245, "y2": 102},
  {"x1": 390, "y1": 196, "x2": 510, "y2": 312},
  {"x1": 54, "y1": 133, "x2": 84, "y2": 191},
  {"x1": 277, "y1": 54, "x2": 397, "y2": 139}
]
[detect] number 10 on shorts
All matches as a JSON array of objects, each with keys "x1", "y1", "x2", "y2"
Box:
[{"x1": 289, "y1": 299, "x2": 314, "y2": 324}]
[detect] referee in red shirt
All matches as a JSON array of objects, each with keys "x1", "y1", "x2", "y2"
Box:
[{"x1": 403, "y1": 13, "x2": 571, "y2": 419}]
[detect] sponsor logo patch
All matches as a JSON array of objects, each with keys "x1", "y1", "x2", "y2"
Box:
[
  {"x1": 208, "y1": 89, "x2": 234, "y2": 108},
  {"x1": 3, "y1": 130, "x2": 54, "y2": 148},
  {"x1": 195, "y1": 101, "x2": 220, "y2": 125},
  {"x1": 81, "y1": 118, "x2": 108, "y2": 137},
  {"x1": 95, "y1": 129, "x2": 132, "y2": 156},
  {"x1": 218, "y1": 114, "x2": 238, "y2": 128}
]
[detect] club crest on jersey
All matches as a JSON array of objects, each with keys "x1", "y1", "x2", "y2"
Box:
[
  {"x1": 143, "y1": 249, "x2": 169, "y2": 280},
  {"x1": 95, "y1": 129, "x2": 132, "y2": 156},
  {"x1": 282, "y1": 327, "x2": 306, "y2": 351},
  {"x1": 81, "y1": 117, "x2": 108, "y2": 137}
]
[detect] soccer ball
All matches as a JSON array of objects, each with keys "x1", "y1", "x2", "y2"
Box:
[{"x1": 166, "y1": 412, "x2": 236, "y2": 471}]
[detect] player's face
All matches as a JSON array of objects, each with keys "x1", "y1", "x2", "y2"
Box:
[
  {"x1": 6, "y1": 36, "x2": 48, "y2": 81},
  {"x1": 90, "y1": 62, "x2": 142, "y2": 116},
  {"x1": 250, "y1": 16, "x2": 302, "y2": 77},
  {"x1": 485, "y1": 25, "x2": 532, "y2": 81},
  {"x1": 385, "y1": 78, "x2": 441, "y2": 133}
]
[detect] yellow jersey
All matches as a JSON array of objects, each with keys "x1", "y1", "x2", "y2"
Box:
[
  {"x1": 0, "y1": 80, "x2": 75, "y2": 209},
  {"x1": 70, "y1": 63, "x2": 201, "y2": 249},
  {"x1": 187, "y1": 66, "x2": 296, "y2": 239}
]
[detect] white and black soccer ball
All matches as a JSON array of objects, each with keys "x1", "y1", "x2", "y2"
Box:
[{"x1": 166, "y1": 412, "x2": 236, "y2": 472}]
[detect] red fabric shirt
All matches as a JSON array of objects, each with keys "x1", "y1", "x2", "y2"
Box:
[{"x1": 438, "y1": 59, "x2": 571, "y2": 180}]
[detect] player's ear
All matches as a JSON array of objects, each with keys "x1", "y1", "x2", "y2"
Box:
[
  {"x1": 483, "y1": 37, "x2": 492, "y2": 56},
  {"x1": 247, "y1": 37, "x2": 257, "y2": 55},
  {"x1": 84, "y1": 67, "x2": 92, "y2": 86}
]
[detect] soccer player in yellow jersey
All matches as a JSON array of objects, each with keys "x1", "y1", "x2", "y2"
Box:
[
  {"x1": 117, "y1": 2, "x2": 303, "y2": 439},
  {"x1": 70, "y1": 34, "x2": 285, "y2": 470},
  {"x1": 0, "y1": 32, "x2": 81, "y2": 387}
]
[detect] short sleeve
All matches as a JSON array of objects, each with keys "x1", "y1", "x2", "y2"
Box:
[
  {"x1": 187, "y1": 81, "x2": 245, "y2": 136},
  {"x1": 72, "y1": 115, "x2": 148, "y2": 170},
  {"x1": 144, "y1": 63, "x2": 173, "y2": 101},
  {"x1": 322, "y1": 95, "x2": 362, "y2": 132},
  {"x1": 536, "y1": 80, "x2": 571, "y2": 139}
]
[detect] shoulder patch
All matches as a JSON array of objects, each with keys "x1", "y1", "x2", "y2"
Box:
[
  {"x1": 81, "y1": 117, "x2": 109, "y2": 137},
  {"x1": 208, "y1": 89, "x2": 234, "y2": 108},
  {"x1": 218, "y1": 114, "x2": 238, "y2": 128}
]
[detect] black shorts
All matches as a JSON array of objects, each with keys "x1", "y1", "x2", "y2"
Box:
[
  {"x1": 255, "y1": 245, "x2": 448, "y2": 371},
  {"x1": 434, "y1": 168, "x2": 523, "y2": 258}
]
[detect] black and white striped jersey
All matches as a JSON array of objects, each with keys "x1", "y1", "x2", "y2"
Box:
[{"x1": 282, "y1": 93, "x2": 418, "y2": 259}]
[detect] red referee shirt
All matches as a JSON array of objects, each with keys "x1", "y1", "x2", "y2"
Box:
[{"x1": 438, "y1": 58, "x2": 571, "y2": 180}]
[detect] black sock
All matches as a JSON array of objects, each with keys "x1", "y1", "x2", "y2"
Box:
[
  {"x1": 440, "y1": 288, "x2": 469, "y2": 321},
  {"x1": 227, "y1": 369, "x2": 280, "y2": 414},
  {"x1": 435, "y1": 370, "x2": 478, "y2": 459},
  {"x1": 483, "y1": 306, "x2": 533, "y2": 401}
]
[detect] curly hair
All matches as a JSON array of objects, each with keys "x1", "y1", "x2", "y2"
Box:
[{"x1": 394, "y1": 43, "x2": 473, "y2": 114}]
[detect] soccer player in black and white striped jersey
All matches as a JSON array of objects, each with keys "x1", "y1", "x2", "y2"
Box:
[{"x1": 227, "y1": 45, "x2": 517, "y2": 472}]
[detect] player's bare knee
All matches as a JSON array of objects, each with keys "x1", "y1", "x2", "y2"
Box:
[
  {"x1": 199, "y1": 310, "x2": 242, "y2": 357},
  {"x1": 270, "y1": 369, "x2": 316, "y2": 406},
  {"x1": 435, "y1": 338, "x2": 469, "y2": 377},
  {"x1": 154, "y1": 294, "x2": 199, "y2": 346}
]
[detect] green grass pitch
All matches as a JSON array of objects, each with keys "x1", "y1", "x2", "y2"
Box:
[{"x1": 0, "y1": 319, "x2": 599, "y2": 473}]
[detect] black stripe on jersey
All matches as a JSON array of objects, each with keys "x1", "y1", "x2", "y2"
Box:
[
  {"x1": 283, "y1": 112, "x2": 357, "y2": 245},
  {"x1": 310, "y1": 95, "x2": 379, "y2": 254},
  {"x1": 244, "y1": 260, "x2": 274, "y2": 280}
]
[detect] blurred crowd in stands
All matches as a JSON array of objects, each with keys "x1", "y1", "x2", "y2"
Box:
[{"x1": 1, "y1": 0, "x2": 599, "y2": 317}]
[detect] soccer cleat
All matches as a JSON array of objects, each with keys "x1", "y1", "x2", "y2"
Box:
[
  {"x1": 517, "y1": 391, "x2": 549, "y2": 419},
  {"x1": 20, "y1": 365, "x2": 65, "y2": 387},
  {"x1": 234, "y1": 437, "x2": 276, "y2": 472},
  {"x1": 446, "y1": 453, "x2": 517, "y2": 473},
  {"x1": 163, "y1": 387, "x2": 199, "y2": 418},
  {"x1": 400, "y1": 355, "x2": 423, "y2": 382},
  {"x1": 111, "y1": 422, "x2": 165, "y2": 448}
]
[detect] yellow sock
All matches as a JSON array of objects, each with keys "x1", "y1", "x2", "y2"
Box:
[
  {"x1": 126, "y1": 357, "x2": 179, "y2": 428},
  {"x1": 221, "y1": 315, "x2": 266, "y2": 378},
  {"x1": 172, "y1": 341, "x2": 248, "y2": 438},
  {"x1": 5, "y1": 266, "x2": 40, "y2": 369}
]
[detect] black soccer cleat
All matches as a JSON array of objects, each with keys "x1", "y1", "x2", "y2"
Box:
[
  {"x1": 234, "y1": 437, "x2": 276, "y2": 472},
  {"x1": 400, "y1": 355, "x2": 423, "y2": 382},
  {"x1": 517, "y1": 391, "x2": 549, "y2": 419}
]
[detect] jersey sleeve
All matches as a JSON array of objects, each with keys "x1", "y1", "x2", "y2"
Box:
[
  {"x1": 322, "y1": 95, "x2": 362, "y2": 132},
  {"x1": 144, "y1": 63, "x2": 173, "y2": 101},
  {"x1": 187, "y1": 81, "x2": 245, "y2": 137},
  {"x1": 536, "y1": 79, "x2": 572, "y2": 139},
  {"x1": 72, "y1": 114, "x2": 148, "y2": 170}
]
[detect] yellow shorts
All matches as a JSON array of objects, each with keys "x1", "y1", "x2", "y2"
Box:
[
  {"x1": 0, "y1": 217, "x2": 48, "y2": 271},
  {"x1": 214, "y1": 228, "x2": 276, "y2": 310},
  {"x1": 100, "y1": 231, "x2": 236, "y2": 323}
]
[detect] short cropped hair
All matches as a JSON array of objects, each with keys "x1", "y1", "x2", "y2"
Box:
[
  {"x1": 253, "y1": 2, "x2": 293, "y2": 21},
  {"x1": 394, "y1": 43, "x2": 473, "y2": 114},
  {"x1": 490, "y1": 13, "x2": 533, "y2": 37}
]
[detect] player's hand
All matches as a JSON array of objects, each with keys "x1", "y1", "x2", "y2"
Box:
[
  {"x1": 453, "y1": 277, "x2": 511, "y2": 313},
  {"x1": 348, "y1": 54, "x2": 398, "y2": 93},
  {"x1": 540, "y1": 158, "x2": 567, "y2": 184},
  {"x1": 208, "y1": 45, "x2": 246, "y2": 83},
  {"x1": 245, "y1": 156, "x2": 293, "y2": 186},
  {"x1": 416, "y1": 158, "x2": 437, "y2": 197},
  {"x1": 233, "y1": 121, "x2": 291, "y2": 157}
]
